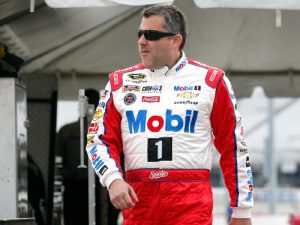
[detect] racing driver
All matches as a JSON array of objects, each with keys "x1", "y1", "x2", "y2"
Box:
[{"x1": 86, "y1": 4, "x2": 253, "y2": 225}]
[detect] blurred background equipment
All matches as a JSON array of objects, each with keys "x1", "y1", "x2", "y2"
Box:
[
  {"x1": 0, "y1": 76, "x2": 40, "y2": 225},
  {"x1": 0, "y1": 42, "x2": 24, "y2": 77},
  {"x1": 0, "y1": 77, "x2": 28, "y2": 218}
]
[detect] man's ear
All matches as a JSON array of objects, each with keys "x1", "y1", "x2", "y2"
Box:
[{"x1": 173, "y1": 34, "x2": 183, "y2": 50}]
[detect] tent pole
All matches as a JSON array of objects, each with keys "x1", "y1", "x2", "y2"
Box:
[
  {"x1": 30, "y1": 0, "x2": 35, "y2": 13},
  {"x1": 267, "y1": 98, "x2": 277, "y2": 214}
]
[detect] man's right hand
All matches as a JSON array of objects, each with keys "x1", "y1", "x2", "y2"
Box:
[{"x1": 108, "y1": 179, "x2": 139, "y2": 209}]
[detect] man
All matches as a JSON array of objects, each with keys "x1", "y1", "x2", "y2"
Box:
[{"x1": 86, "y1": 4, "x2": 253, "y2": 225}]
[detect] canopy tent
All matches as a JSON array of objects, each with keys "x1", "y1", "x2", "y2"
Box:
[
  {"x1": 44, "y1": 0, "x2": 173, "y2": 8},
  {"x1": 1, "y1": 0, "x2": 300, "y2": 99},
  {"x1": 44, "y1": 0, "x2": 300, "y2": 10}
]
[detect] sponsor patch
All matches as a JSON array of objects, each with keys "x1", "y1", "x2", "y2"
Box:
[
  {"x1": 247, "y1": 169, "x2": 253, "y2": 185},
  {"x1": 126, "y1": 109, "x2": 198, "y2": 133},
  {"x1": 88, "y1": 123, "x2": 99, "y2": 134},
  {"x1": 89, "y1": 146, "x2": 105, "y2": 170},
  {"x1": 100, "y1": 90, "x2": 109, "y2": 100},
  {"x1": 174, "y1": 100, "x2": 198, "y2": 105},
  {"x1": 246, "y1": 156, "x2": 251, "y2": 167},
  {"x1": 248, "y1": 177, "x2": 253, "y2": 185},
  {"x1": 174, "y1": 85, "x2": 201, "y2": 92},
  {"x1": 240, "y1": 147, "x2": 248, "y2": 154},
  {"x1": 141, "y1": 85, "x2": 162, "y2": 93},
  {"x1": 247, "y1": 176, "x2": 253, "y2": 185},
  {"x1": 124, "y1": 93, "x2": 136, "y2": 105},
  {"x1": 209, "y1": 70, "x2": 218, "y2": 82},
  {"x1": 149, "y1": 170, "x2": 168, "y2": 179},
  {"x1": 99, "y1": 165, "x2": 108, "y2": 175},
  {"x1": 127, "y1": 73, "x2": 146, "y2": 80},
  {"x1": 176, "y1": 92, "x2": 199, "y2": 99},
  {"x1": 175, "y1": 59, "x2": 187, "y2": 72},
  {"x1": 93, "y1": 108, "x2": 104, "y2": 121},
  {"x1": 125, "y1": 80, "x2": 147, "y2": 84},
  {"x1": 87, "y1": 135, "x2": 95, "y2": 144},
  {"x1": 113, "y1": 73, "x2": 119, "y2": 85},
  {"x1": 98, "y1": 101, "x2": 105, "y2": 108},
  {"x1": 194, "y1": 85, "x2": 201, "y2": 91},
  {"x1": 248, "y1": 184, "x2": 253, "y2": 192},
  {"x1": 246, "y1": 192, "x2": 253, "y2": 202},
  {"x1": 142, "y1": 96, "x2": 160, "y2": 103},
  {"x1": 123, "y1": 85, "x2": 140, "y2": 92}
]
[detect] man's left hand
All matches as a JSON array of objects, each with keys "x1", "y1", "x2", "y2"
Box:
[{"x1": 229, "y1": 218, "x2": 252, "y2": 225}]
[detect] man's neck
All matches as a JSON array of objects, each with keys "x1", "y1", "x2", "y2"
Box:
[{"x1": 166, "y1": 51, "x2": 182, "y2": 69}]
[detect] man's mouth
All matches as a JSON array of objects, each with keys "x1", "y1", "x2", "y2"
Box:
[{"x1": 140, "y1": 49, "x2": 150, "y2": 54}]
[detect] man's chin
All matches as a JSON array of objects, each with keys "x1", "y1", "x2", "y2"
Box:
[{"x1": 141, "y1": 60, "x2": 153, "y2": 69}]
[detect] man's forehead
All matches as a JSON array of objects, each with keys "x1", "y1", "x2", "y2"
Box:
[{"x1": 139, "y1": 15, "x2": 166, "y2": 30}]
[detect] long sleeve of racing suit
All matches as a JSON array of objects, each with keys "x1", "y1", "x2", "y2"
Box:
[
  {"x1": 86, "y1": 83, "x2": 124, "y2": 189},
  {"x1": 210, "y1": 75, "x2": 253, "y2": 218}
]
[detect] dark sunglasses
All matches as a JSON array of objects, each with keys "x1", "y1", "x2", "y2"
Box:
[{"x1": 137, "y1": 29, "x2": 176, "y2": 41}]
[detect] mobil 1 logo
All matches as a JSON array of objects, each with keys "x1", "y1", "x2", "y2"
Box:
[{"x1": 148, "y1": 137, "x2": 172, "y2": 162}]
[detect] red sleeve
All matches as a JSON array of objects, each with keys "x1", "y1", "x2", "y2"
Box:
[
  {"x1": 100, "y1": 94, "x2": 123, "y2": 173},
  {"x1": 210, "y1": 78, "x2": 239, "y2": 207}
]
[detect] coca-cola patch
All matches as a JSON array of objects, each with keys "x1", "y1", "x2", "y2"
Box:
[{"x1": 142, "y1": 96, "x2": 160, "y2": 103}]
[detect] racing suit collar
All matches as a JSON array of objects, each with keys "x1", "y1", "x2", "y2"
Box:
[{"x1": 150, "y1": 51, "x2": 187, "y2": 76}]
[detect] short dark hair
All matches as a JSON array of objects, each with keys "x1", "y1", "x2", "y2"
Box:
[{"x1": 142, "y1": 4, "x2": 187, "y2": 51}]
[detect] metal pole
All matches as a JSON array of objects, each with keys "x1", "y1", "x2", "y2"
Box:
[
  {"x1": 78, "y1": 89, "x2": 87, "y2": 168},
  {"x1": 268, "y1": 98, "x2": 277, "y2": 214}
]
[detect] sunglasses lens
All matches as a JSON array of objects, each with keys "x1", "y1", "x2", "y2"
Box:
[
  {"x1": 138, "y1": 30, "x2": 174, "y2": 41},
  {"x1": 140, "y1": 30, "x2": 159, "y2": 41},
  {"x1": 145, "y1": 31, "x2": 159, "y2": 40},
  {"x1": 137, "y1": 30, "x2": 152, "y2": 40},
  {"x1": 138, "y1": 30, "x2": 143, "y2": 39}
]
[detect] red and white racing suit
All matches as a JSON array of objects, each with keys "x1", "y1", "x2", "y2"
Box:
[{"x1": 86, "y1": 52, "x2": 253, "y2": 225}]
